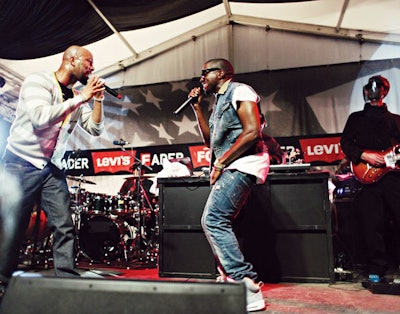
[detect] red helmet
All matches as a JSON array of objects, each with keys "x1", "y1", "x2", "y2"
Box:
[{"x1": 363, "y1": 75, "x2": 390, "y2": 102}]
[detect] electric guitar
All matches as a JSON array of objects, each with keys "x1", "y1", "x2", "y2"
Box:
[{"x1": 351, "y1": 144, "x2": 400, "y2": 184}]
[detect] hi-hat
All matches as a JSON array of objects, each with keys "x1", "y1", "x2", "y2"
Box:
[{"x1": 67, "y1": 175, "x2": 96, "y2": 185}]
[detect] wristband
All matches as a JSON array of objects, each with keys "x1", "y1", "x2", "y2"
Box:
[
  {"x1": 93, "y1": 95, "x2": 105, "y2": 102},
  {"x1": 213, "y1": 159, "x2": 225, "y2": 171}
]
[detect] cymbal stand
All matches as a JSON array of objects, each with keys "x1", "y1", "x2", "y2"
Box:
[
  {"x1": 132, "y1": 161, "x2": 150, "y2": 262},
  {"x1": 70, "y1": 178, "x2": 85, "y2": 263},
  {"x1": 119, "y1": 144, "x2": 154, "y2": 264}
]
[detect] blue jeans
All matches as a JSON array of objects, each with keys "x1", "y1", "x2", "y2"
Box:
[
  {"x1": 201, "y1": 169, "x2": 257, "y2": 281},
  {"x1": 0, "y1": 159, "x2": 79, "y2": 283}
]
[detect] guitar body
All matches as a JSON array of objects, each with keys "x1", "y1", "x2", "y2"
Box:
[{"x1": 351, "y1": 145, "x2": 400, "y2": 184}]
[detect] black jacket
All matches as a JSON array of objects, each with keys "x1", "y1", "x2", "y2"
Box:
[{"x1": 340, "y1": 103, "x2": 400, "y2": 164}]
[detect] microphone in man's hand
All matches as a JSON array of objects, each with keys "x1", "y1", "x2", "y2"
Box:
[
  {"x1": 81, "y1": 76, "x2": 122, "y2": 99},
  {"x1": 113, "y1": 139, "x2": 129, "y2": 146},
  {"x1": 173, "y1": 90, "x2": 202, "y2": 115},
  {"x1": 104, "y1": 85, "x2": 122, "y2": 99}
]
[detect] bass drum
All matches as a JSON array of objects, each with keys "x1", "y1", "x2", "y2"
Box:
[{"x1": 79, "y1": 214, "x2": 137, "y2": 262}]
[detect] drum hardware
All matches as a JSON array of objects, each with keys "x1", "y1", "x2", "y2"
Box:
[
  {"x1": 68, "y1": 175, "x2": 99, "y2": 263},
  {"x1": 118, "y1": 145, "x2": 158, "y2": 264},
  {"x1": 20, "y1": 205, "x2": 53, "y2": 269},
  {"x1": 130, "y1": 161, "x2": 158, "y2": 264},
  {"x1": 67, "y1": 175, "x2": 97, "y2": 185}
]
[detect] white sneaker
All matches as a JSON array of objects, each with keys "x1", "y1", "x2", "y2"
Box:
[
  {"x1": 242, "y1": 277, "x2": 266, "y2": 312},
  {"x1": 216, "y1": 269, "x2": 266, "y2": 312}
]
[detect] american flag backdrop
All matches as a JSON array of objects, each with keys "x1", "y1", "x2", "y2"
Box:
[
  {"x1": 1, "y1": 58, "x2": 400, "y2": 157},
  {"x1": 66, "y1": 58, "x2": 400, "y2": 154}
]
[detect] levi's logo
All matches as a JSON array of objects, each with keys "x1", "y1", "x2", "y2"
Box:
[
  {"x1": 299, "y1": 137, "x2": 345, "y2": 163},
  {"x1": 91, "y1": 151, "x2": 135, "y2": 174}
]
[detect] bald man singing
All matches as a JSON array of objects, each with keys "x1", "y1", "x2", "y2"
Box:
[{"x1": 0, "y1": 45, "x2": 105, "y2": 295}]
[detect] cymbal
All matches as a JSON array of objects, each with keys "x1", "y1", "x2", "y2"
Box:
[
  {"x1": 124, "y1": 174, "x2": 155, "y2": 180},
  {"x1": 67, "y1": 175, "x2": 96, "y2": 185}
]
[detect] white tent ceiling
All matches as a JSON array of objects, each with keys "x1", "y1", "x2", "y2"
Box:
[
  {"x1": 1, "y1": 0, "x2": 400, "y2": 84},
  {"x1": 1, "y1": 0, "x2": 400, "y2": 125}
]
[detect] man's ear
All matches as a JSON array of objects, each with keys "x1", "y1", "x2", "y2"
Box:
[{"x1": 69, "y1": 56, "x2": 76, "y2": 67}]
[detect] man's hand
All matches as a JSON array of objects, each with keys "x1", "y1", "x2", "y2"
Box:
[
  {"x1": 361, "y1": 151, "x2": 386, "y2": 167},
  {"x1": 210, "y1": 167, "x2": 222, "y2": 185},
  {"x1": 188, "y1": 87, "x2": 203, "y2": 109},
  {"x1": 80, "y1": 76, "x2": 105, "y2": 102}
]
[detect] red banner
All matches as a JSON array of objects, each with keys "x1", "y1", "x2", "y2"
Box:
[
  {"x1": 91, "y1": 150, "x2": 136, "y2": 174},
  {"x1": 188, "y1": 145, "x2": 210, "y2": 169},
  {"x1": 299, "y1": 136, "x2": 345, "y2": 164}
]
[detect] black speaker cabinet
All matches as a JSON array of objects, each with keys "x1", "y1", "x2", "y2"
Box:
[
  {"x1": 0, "y1": 276, "x2": 246, "y2": 314},
  {"x1": 333, "y1": 197, "x2": 366, "y2": 269},
  {"x1": 265, "y1": 172, "x2": 334, "y2": 283},
  {"x1": 158, "y1": 177, "x2": 217, "y2": 278},
  {"x1": 158, "y1": 172, "x2": 335, "y2": 283}
]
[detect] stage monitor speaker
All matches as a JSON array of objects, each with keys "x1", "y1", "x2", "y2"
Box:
[
  {"x1": 0, "y1": 276, "x2": 246, "y2": 314},
  {"x1": 158, "y1": 177, "x2": 218, "y2": 278},
  {"x1": 160, "y1": 231, "x2": 217, "y2": 278}
]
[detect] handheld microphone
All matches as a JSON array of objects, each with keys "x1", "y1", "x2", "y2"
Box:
[
  {"x1": 82, "y1": 76, "x2": 122, "y2": 99},
  {"x1": 113, "y1": 139, "x2": 129, "y2": 146},
  {"x1": 104, "y1": 85, "x2": 122, "y2": 99},
  {"x1": 173, "y1": 96, "x2": 198, "y2": 115}
]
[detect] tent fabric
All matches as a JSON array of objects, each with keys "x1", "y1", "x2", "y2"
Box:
[
  {"x1": 1, "y1": 0, "x2": 400, "y2": 150},
  {"x1": 0, "y1": 0, "x2": 306, "y2": 60},
  {"x1": 1, "y1": 0, "x2": 400, "y2": 82}
]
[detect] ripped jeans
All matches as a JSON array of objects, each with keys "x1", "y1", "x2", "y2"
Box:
[{"x1": 201, "y1": 169, "x2": 257, "y2": 281}]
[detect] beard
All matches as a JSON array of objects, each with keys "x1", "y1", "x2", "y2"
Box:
[{"x1": 79, "y1": 75, "x2": 88, "y2": 85}]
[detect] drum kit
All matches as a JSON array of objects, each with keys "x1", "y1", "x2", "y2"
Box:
[{"x1": 20, "y1": 172, "x2": 159, "y2": 269}]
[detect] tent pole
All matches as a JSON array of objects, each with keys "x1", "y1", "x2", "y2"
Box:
[{"x1": 87, "y1": 0, "x2": 139, "y2": 58}]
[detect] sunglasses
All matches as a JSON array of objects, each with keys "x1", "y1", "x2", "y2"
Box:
[{"x1": 201, "y1": 68, "x2": 220, "y2": 77}]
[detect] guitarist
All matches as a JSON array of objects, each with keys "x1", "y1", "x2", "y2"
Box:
[{"x1": 340, "y1": 75, "x2": 400, "y2": 280}]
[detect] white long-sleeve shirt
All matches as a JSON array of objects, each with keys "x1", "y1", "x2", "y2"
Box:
[{"x1": 5, "y1": 71, "x2": 104, "y2": 169}]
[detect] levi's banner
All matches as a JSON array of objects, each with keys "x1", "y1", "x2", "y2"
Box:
[
  {"x1": 299, "y1": 136, "x2": 345, "y2": 163},
  {"x1": 91, "y1": 150, "x2": 136, "y2": 173},
  {"x1": 63, "y1": 134, "x2": 346, "y2": 176}
]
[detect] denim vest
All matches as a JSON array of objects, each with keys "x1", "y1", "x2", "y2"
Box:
[{"x1": 209, "y1": 82, "x2": 266, "y2": 164}]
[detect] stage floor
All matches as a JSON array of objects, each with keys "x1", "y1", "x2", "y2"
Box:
[{"x1": 5, "y1": 261, "x2": 400, "y2": 314}]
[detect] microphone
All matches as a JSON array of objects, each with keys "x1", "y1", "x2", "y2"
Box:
[
  {"x1": 104, "y1": 85, "x2": 122, "y2": 99},
  {"x1": 81, "y1": 76, "x2": 122, "y2": 99},
  {"x1": 173, "y1": 96, "x2": 198, "y2": 115},
  {"x1": 113, "y1": 139, "x2": 129, "y2": 146}
]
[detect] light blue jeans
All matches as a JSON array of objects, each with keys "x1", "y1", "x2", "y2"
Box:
[
  {"x1": 201, "y1": 169, "x2": 258, "y2": 281},
  {"x1": 0, "y1": 159, "x2": 79, "y2": 283}
]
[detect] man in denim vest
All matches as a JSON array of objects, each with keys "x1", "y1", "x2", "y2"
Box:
[{"x1": 189, "y1": 58, "x2": 269, "y2": 312}]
